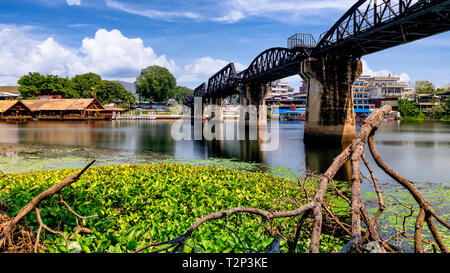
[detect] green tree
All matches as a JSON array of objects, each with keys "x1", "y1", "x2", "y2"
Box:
[
  {"x1": 443, "y1": 98, "x2": 450, "y2": 115},
  {"x1": 17, "y1": 72, "x2": 45, "y2": 98},
  {"x1": 414, "y1": 80, "x2": 435, "y2": 94},
  {"x1": 170, "y1": 86, "x2": 194, "y2": 102},
  {"x1": 71, "y1": 73, "x2": 102, "y2": 98},
  {"x1": 95, "y1": 80, "x2": 137, "y2": 109},
  {"x1": 17, "y1": 72, "x2": 75, "y2": 98},
  {"x1": 135, "y1": 66, "x2": 176, "y2": 103},
  {"x1": 398, "y1": 99, "x2": 422, "y2": 118}
]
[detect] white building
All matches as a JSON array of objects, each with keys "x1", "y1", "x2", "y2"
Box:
[
  {"x1": 266, "y1": 80, "x2": 295, "y2": 100},
  {"x1": 364, "y1": 76, "x2": 409, "y2": 99}
]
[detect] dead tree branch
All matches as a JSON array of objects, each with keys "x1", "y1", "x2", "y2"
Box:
[
  {"x1": 368, "y1": 133, "x2": 449, "y2": 253},
  {"x1": 136, "y1": 105, "x2": 417, "y2": 253},
  {"x1": 0, "y1": 160, "x2": 96, "y2": 252}
]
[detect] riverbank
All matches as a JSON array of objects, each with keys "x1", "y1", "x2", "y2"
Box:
[{"x1": 401, "y1": 115, "x2": 450, "y2": 122}]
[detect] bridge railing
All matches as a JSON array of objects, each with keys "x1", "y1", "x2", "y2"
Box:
[
  {"x1": 317, "y1": 0, "x2": 426, "y2": 48},
  {"x1": 287, "y1": 33, "x2": 316, "y2": 49}
]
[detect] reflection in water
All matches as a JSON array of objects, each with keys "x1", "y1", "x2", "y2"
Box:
[
  {"x1": 304, "y1": 142, "x2": 352, "y2": 182},
  {"x1": 0, "y1": 119, "x2": 449, "y2": 184}
]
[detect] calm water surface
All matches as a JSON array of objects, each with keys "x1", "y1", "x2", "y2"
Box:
[{"x1": 0, "y1": 120, "x2": 449, "y2": 186}]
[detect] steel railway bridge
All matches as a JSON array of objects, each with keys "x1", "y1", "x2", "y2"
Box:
[{"x1": 183, "y1": 0, "x2": 450, "y2": 143}]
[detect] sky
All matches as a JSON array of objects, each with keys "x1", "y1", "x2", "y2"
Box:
[{"x1": 0, "y1": 0, "x2": 449, "y2": 90}]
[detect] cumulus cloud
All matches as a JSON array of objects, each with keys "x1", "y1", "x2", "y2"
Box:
[
  {"x1": 361, "y1": 59, "x2": 411, "y2": 83},
  {"x1": 0, "y1": 26, "x2": 178, "y2": 85},
  {"x1": 0, "y1": 25, "x2": 244, "y2": 88},
  {"x1": 75, "y1": 29, "x2": 177, "y2": 77},
  {"x1": 66, "y1": 0, "x2": 81, "y2": 6},
  {"x1": 179, "y1": 57, "x2": 246, "y2": 84}
]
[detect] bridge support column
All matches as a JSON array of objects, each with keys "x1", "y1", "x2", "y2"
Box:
[
  {"x1": 300, "y1": 55, "x2": 362, "y2": 144},
  {"x1": 191, "y1": 97, "x2": 205, "y2": 123},
  {"x1": 240, "y1": 82, "x2": 270, "y2": 127},
  {"x1": 208, "y1": 97, "x2": 224, "y2": 121}
]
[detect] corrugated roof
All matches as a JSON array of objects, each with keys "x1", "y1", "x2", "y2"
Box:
[
  {"x1": 0, "y1": 86, "x2": 20, "y2": 95},
  {"x1": 23, "y1": 98, "x2": 104, "y2": 111},
  {"x1": 104, "y1": 105, "x2": 125, "y2": 111}
]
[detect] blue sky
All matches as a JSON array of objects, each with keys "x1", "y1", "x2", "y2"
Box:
[{"x1": 0, "y1": 0, "x2": 449, "y2": 89}]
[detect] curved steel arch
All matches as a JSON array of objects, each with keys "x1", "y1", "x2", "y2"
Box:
[
  {"x1": 242, "y1": 47, "x2": 297, "y2": 82},
  {"x1": 315, "y1": 0, "x2": 450, "y2": 56}
]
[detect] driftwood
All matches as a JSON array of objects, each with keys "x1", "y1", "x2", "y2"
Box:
[
  {"x1": 135, "y1": 104, "x2": 449, "y2": 253},
  {"x1": 0, "y1": 160, "x2": 96, "y2": 252}
]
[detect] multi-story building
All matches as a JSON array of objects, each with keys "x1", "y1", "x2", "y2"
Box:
[
  {"x1": 358, "y1": 75, "x2": 411, "y2": 111},
  {"x1": 292, "y1": 81, "x2": 308, "y2": 105},
  {"x1": 266, "y1": 80, "x2": 295, "y2": 101},
  {"x1": 365, "y1": 76, "x2": 409, "y2": 98},
  {"x1": 352, "y1": 76, "x2": 375, "y2": 110}
]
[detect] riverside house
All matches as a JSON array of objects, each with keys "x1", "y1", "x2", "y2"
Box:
[
  {"x1": 0, "y1": 98, "x2": 124, "y2": 121},
  {"x1": 0, "y1": 100, "x2": 33, "y2": 120}
]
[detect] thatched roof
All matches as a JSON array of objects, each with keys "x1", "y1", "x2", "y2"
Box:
[
  {"x1": 0, "y1": 100, "x2": 32, "y2": 113},
  {"x1": 0, "y1": 100, "x2": 19, "y2": 112},
  {"x1": 23, "y1": 98, "x2": 104, "y2": 111}
]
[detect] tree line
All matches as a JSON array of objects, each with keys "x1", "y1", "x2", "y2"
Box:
[
  {"x1": 18, "y1": 72, "x2": 137, "y2": 109},
  {"x1": 17, "y1": 65, "x2": 194, "y2": 109},
  {"x1": 399, "y1": 97, "x2": 450, "y2": 121},
  {"x1": 414, "y1": 80, "x2": 450, "y2": 94}
]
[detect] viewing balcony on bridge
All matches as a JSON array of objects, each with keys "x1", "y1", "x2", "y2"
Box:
[{"x1": 287, "y1": 33, "x2": 317, "y2": 49}]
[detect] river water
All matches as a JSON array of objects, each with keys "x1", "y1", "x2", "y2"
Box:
[
  {"x1": 0, "y1": 119, "x2": 448, "y2": 185},
  {"x1": 0, "y1": 119, "x2": 448, "y2": 250}
]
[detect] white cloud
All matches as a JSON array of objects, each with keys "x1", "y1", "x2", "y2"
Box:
[
  {"x1": 103, "y1": 0, "x2": 356, "y2": 24},
  {"x1": 0, "y1": 27, "x2": 177, "y2": 85},
  {"x1": 105, "y1": 0, "x2": 201, "y2": 21},
  {"x1": 213, "y1": 11, "x2": 245, "y2": 23},
  {"x1": 66, "y1": 0, "x2": 81, "y2": 6},
  {"x1": 75, "y1": 29, "x2": 177, "y2": 77},
  {"x1": 216, "y1": 0, "x2": 356, "y2": 23},
  {"x1": 179, "y1": 57, "x2": 246, "y2": 84},
  {"x1": 0, "y1": 25, "x2": 245, "y2": 88},
  {"x1": 361, "y1": 59, "x2": 411, "y2": 84},
  {"x1": 281, "y1": 75, "x2": 303, "y2": 90},
  {"x1": 0, "y1": 26, "x2": 79, "y2": 84}
]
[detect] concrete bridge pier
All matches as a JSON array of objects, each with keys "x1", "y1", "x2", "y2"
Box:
[
  {"x1": 239, "y1": 82, "x2": 270, "y2": 127},
  {"x1": 208, "y1": 97, "x2": 224, "y2": 121},
  {"x1": 191, "y1": 96, "x2": 205, "y2": 124},
  {"x1": 299, "y1": 54, "x2": 362, "y2": 144}
]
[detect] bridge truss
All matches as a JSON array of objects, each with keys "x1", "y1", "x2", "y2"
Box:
[{"x1": 183, "y1": 0, "x2": 450, "y2": 106}]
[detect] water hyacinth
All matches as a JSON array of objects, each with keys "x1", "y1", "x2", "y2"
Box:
[{"x1": 0, "y1": 163, "x2": 348, "y2": 253}]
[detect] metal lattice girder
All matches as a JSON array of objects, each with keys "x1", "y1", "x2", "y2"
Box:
[
  {"x1": 314, "y1": 0, "x2": 450, "y2": 56},
  {"x1": 183, "y1": 83, "x2": 207, "y2": 106},
  {"x1": 194, "y1": 83, "x2": 207, "y2": 97},
  {"x1": 207, "y1": 63, "x2": 239, "y2": 98},
  {"x1": 240, "y1": 47, "x2": 311, "y2": 83}
]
